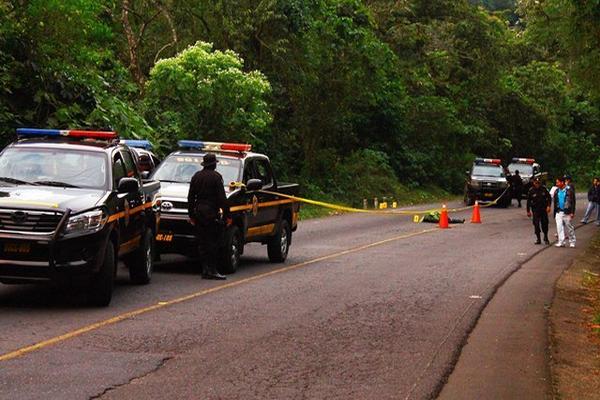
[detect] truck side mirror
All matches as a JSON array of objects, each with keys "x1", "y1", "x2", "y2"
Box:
[
  {"x1": 246, "y1": 179, "x2": 263, "y2": 192},
  {"x1": 140, "y1": 171, "x2": 151, "y2": 180},
  {"x1": 118, "y1": 177, "x2": 140, "y2": 193}
]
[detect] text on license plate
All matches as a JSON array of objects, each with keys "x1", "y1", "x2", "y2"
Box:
[
  {"x1": 484, "y1": 193, "x2": 494, "y2": 197},
  {"x1": 4, "y1": 243, "x2": 31, "y2": 254},
  {"x1": 156, "y1": 233, "x2": 173, "y2": 242}
]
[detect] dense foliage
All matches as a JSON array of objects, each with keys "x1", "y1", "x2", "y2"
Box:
[{"x1": 1, "y1": 0, "x2": 599, "y2": 203}]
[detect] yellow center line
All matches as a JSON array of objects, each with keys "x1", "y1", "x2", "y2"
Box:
[{"x1": 0, "y1": 228, "x2": 438, "y2": 363}]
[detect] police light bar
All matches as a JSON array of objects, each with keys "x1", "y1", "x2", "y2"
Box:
[
  {"x1": 178, "y1": 140, "x2": 205, "y2": 149},
  {"x1": 17, "y1": 128, "x2": 117, "y2": 140},
  {"x1": 475, "y1": 158, "x2": 502, "y2": 165},
  {"x1": 178, "y1": 140, "x2": 252, "y2": 152},
  {"x1": 511, "y1": 158, "x2": 535, "y2": 164},
  {"x1": 121, "y1": 139, "x2": 153, "y2": 150}
]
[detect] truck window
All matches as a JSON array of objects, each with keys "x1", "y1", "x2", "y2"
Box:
[
  {"x1": 0, "y1": 147, "x2": 107, "y2": 189},
  {"x1": 113, "y1": 153, "x2": 127, "y2": 187},
  {"x1": 152, "y1": 155, "x2": 240, "y2": 184},
  {"x1": 120, "y1": 150, "x2": 139, "y2": 179},
  {"x1": 243, "y1": 160, "x2": 255, "y2": 183},
  {"x1": 254, "y1": 159, "x2": 273, "y2": 188}
]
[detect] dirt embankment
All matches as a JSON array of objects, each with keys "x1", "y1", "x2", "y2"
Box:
[{"x1": 550, "y1": 234, "x2": 600, "y2": 399}]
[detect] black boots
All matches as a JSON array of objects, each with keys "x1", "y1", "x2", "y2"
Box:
[
  {"x1": 544, "y1": 235, "x2": 550, "y2": 245},
  {"x1": 202, "y1": 265, "x2": 226, "y2": 280},
  {"x1": 535, "y1": 236, "x2": 541, "y2": 245}
]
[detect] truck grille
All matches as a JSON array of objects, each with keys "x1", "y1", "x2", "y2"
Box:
[
  {"x1": 481, "y1": 182, "x2": 500, "y2": 189},
  {"x1": 0, "y1": 209, "x2": 63, "y2": 233}
]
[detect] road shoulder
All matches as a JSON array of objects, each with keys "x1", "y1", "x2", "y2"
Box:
[
  {"x1": 549, "y1": 232, "x2": 600, "y2": 399},
  {"x1": 438, "y1": 224, "x2": 597, "y2": 400}
]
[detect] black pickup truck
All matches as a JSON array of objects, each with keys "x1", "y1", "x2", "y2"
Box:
[
  {"x1": 464, "y1": 158, "x2": 511, "y2": 207},
  {"x1": 151, "y1": 140, "x2": 300, "y2": 273},
  {"x1": 0, "y1": 129, "x2": 161, "y2": 306}
]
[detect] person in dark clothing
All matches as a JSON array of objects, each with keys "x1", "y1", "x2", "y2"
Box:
[
  {"x1": 565, "y1": 174, "x2": 575, "y2": 193},
  {"x1": 188, "y1": 153, "x2": 229, "y2": 280},
  {"x1": 581, "y1": 177, "x2": 600, "y2": 225},
  {"x1": 527, "y1": 177, "x2": 552, "y2": 245},
  {"x1": 511, "y1": 170, "x2": 523, "y2": 207}
]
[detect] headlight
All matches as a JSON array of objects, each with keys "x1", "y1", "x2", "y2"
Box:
[
  {"x1": 471, "y1": 180, "x2": 481, "y2": 188},
  {"x1": 64, "y1": 209, "x2": 107, "y2": 235},
  {"x1": 499, "y1": 181, "x2": 508, "y2": 187}
]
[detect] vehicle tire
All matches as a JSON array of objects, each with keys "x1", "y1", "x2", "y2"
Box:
[
  {"x1": 126, "y1": 229, "x2": 154, "y2": 284},
  {"x1": 219, "y1": 225, "x2": 242, "y2": 274},
  {"x1": 268, "y1": 219, "x2": 291, "y2": 263},
  {"x1": 89, "y1": 243, "x2": 115, "y2": 307}
]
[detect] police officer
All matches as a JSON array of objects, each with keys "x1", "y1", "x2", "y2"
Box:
[
  {"x1": 527, "y1": 177, "x2": 551, "y2": 245},
  {"x1": 511, "y1": 170, "x2": 523, "y2": 207},
  {"x1": 188, "y1": 153, "x2": 228, "y2": 280}
]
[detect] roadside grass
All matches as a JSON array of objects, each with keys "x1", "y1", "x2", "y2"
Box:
[
  {"x1": 299, "y1": 185, "x2": 459, "y2": 220},
  {"x1": 580, "y1": 237, "x2": 600, "y2": 334},
  {"x1": 549, "y1": 232, "x2": 600, "y2": 399}
]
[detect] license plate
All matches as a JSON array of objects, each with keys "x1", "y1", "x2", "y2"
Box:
[
  {"x1": 4, "y1": 243, "x2": 31, "y2": 254},
  {"x1": 484, "y1": 193, "x2": 494, "y2": 198},
  {"x1": 156, "y1": 233, "x2": 174, "y2": 242}
]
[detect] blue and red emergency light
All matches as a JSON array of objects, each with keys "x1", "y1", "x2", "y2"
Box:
[
  {"x1": 121, "y1": 139, "x2": 153, "y2": 150},
  {"x1": 511, "y1": 158, "x2": 535, "y2": 164},
  {"x1": 17, "y1": 128, "x2": 117, "y2": 140},
  {"x1": 475, "y1": 158, "x2": 502, "y2": 165},
  {"x1": 177, "y1": 140, "x2": 252, "y2": 152}
]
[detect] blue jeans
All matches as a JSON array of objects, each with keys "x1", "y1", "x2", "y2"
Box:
[{"x1": 581, "y1": 201, "x2": 600, "y2": 224}]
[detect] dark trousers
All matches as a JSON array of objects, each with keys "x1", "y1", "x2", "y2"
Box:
[
  {"x1": 532, "y1": 211, "x2": 549, "y2": 238},
  {"x1": 195, "y1": 221, "x2": 223, "y2": 273},
  {"x1": 513, "y1": 187, "x2": 522, "y2": 205}
]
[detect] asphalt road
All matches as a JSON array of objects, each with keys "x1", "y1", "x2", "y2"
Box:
[{"x1": 0, "y1": 200, "x2": 589, "y2": 400}]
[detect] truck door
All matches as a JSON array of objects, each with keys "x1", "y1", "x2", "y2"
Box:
[
  {"x1": 243, "y1": 158, "x2": 278, "y2": 238},
  {"x1": 253, "y1": 158, "x2": 279, "y2": 226},
  {"x1": 113, "y1": 151, "x2": 142, "y2": 255},
  {"x1": 120, "y1": 149, "x2": 144, "y2": 246}
]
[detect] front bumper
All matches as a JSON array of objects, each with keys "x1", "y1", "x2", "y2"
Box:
[
  {"x1": 156, "y1": 213, "x2": 197, "y2": 257},
  {"x1": 467, "y1": 186, "x2": 508, "y2": 201},
  {"x1": 0, "y1": 227, "x2": 110, "y2": 283}
]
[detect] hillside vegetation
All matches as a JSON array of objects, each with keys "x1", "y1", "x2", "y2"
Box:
[{"x1": 1, "y1": 0, "x2": 599, "y2": 204}]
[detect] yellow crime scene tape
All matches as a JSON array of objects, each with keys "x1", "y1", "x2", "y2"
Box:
[{"x1": 252, "y1": 185, "x2": 511, "y2": 217}]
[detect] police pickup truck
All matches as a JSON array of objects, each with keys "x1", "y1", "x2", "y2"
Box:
[
  {"x1": 0, "y1": 129, "x2": 161, "y2": 306},
  {"x1": 464, "y1": 158, "x2": 510, "y2": 207},
  {"x1": 151, "y1": 140, "x2": 300, "y2": 273},
  {"x1": 507, "y1": 157, "x2": 545, "y2": 198}
]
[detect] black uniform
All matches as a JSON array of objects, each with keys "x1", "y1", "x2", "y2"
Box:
[
  {"x1": 511, "y1": 173, "x2": 523, "y2": 207},
  {"x1": 188, "y1": 164, "x2": 229, "y2": 278},
  {"x1": 527, "y1": 185, "x2": 551, "y2": 242}
]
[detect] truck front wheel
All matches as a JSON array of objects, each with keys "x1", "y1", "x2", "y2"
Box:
[
  {"x1": 219, "y1": 225, "x2": 242, "y2": 274},
  {"x1": 126, "y1": 229, "x2": 154, "y2": 284},
  {"x1": 268, "y1": 220, "x2": 291, "y2": 263},
  {"x1": 88, "y1": 243, "x2": 115, "y2": 307}
]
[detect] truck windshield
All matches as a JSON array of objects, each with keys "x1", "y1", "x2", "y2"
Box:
[
  {"x1": 0, "y1": 147, "x2": 108, "y2": 189},
  {"x1": 152, "y1": 155, "x2": 241, "y2": 184},
  {"x1": 472, "y1": 165, "x2": 505, "y2": 177},
  {"x1": 508, "y1": 164, "x2": 533, "y2": 175}
]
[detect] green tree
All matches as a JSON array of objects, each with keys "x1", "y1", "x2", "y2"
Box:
[
  {"x1": 144, "y1": 41, "x2": 272, "y2": 151},
  {"x1": 0, "y1": 0, "x2": 152, "y2": 145},
  {"x1": 520, "y1": 0, "x2": 600, "y2": 98}
]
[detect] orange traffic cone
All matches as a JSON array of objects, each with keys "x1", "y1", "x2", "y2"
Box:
[
  {"x1": 471, "y1": 201, "x2": 482, "y2": 224},
  {"x1": 439, "y1": 205, "x2": 449, "y2": 229}
]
